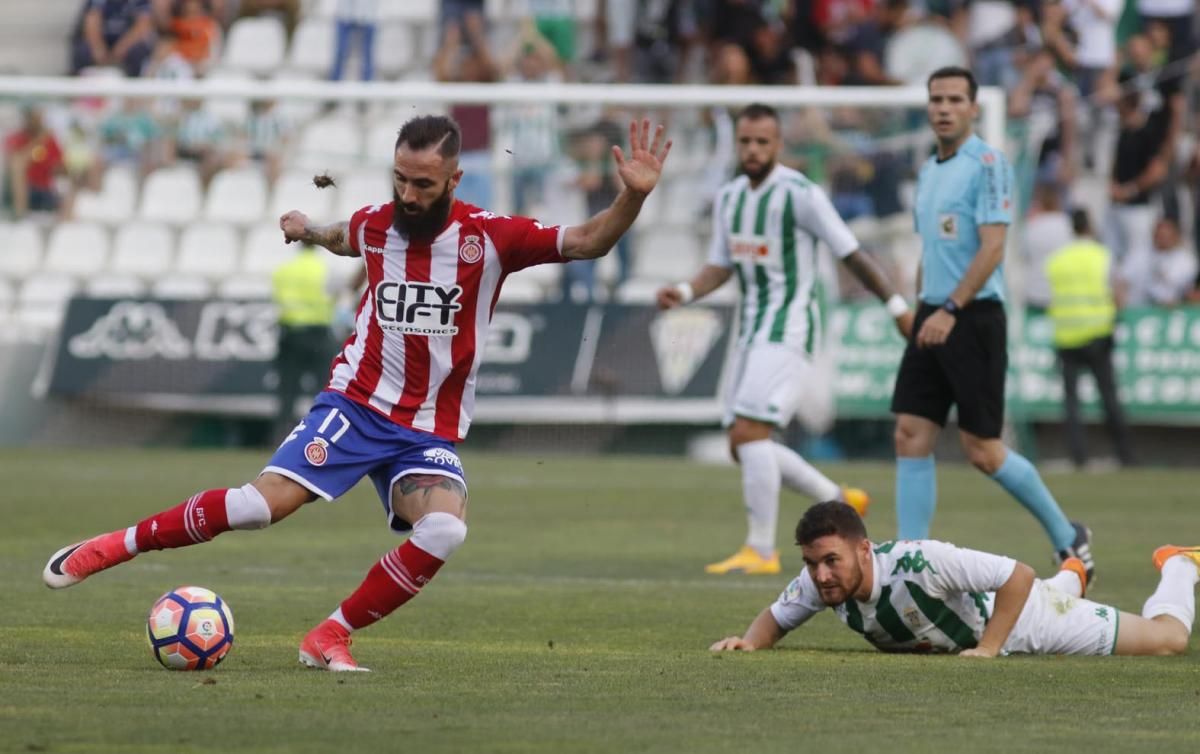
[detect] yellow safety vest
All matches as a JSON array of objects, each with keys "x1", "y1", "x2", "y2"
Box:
[
  {"x1": 271, "y1": 248, "x2": 334, "y2": 327},
  {"x1": 1044, "y1": 239, "x2": 1116, "y2": 349}
]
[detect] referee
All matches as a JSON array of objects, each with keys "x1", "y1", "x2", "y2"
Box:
[{"x1": 890, "y1": 67, "x2": 1095, "y2": 583}]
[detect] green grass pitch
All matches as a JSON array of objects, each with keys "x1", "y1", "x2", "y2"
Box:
[{"x1": 3, "y1": 449, "x2": 1199, "y2": 753}]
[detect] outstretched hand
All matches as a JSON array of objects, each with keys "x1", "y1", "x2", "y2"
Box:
[
  {"x1": 709, "y1": 636, "x2": 757, "y2": 651},
  {"x1": 613, "y1": 119, "x2": 672, "y2": 197}
]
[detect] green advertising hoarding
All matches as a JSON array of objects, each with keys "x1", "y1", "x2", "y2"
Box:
[{"x1": 831, "y1": 304, "x2": 1200, "y2": 423}]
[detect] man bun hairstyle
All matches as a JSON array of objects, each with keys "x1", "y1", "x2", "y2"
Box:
[
  {"x1": 796, "y1": 501, "x2": 868, "y2": 546},
  {"x1": 395, "y1": 114, "x2": 462, "y2": 158}
]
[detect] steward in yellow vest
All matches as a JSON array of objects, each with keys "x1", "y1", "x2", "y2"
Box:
[
  {"x1": 1043, "y1": 209, "x2": 1133, "y2": 469},
  {"x1": 271, "y1": 245, "x2": 336, "y2": 434}
]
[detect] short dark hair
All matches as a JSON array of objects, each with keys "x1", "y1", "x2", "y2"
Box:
[
  {"x1": 395, "y1": 115, "x2": 461, "y2": 158},
  {"x1": 1070, "y1": 207, "x2": 1091, "y2": 235},
  {"x1": 736, "y1": 102, "x2": 780, "y2": 124},
  {"x1": 795, "y1": 501, "x2": 868, "y2": 546},
  {"x1": 927, "y1": 66, "x2": 978, "y2": 103}
]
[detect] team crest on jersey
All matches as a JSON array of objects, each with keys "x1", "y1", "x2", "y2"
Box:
[
  {"x1": 939, "y1": 214, "x2": 957, "y2": 240},
  {"x1": 304, "y1": 438, "x2": 329, "y2": 466},
  {"x1": 459, "y1": 234, "x2": 484, "y2": 264}
]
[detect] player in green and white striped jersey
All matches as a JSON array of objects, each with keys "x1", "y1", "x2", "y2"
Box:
[
  {"x1": 658, "y1": 103, "x2": 914, "y2": 576},
  {"x1": 711, "y1": 502, "x2": 1198, "y2": 657}
]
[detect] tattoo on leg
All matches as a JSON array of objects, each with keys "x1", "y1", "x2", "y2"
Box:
[{"x1": 399, "y1": 474, "x2": 467, "y2": 502}]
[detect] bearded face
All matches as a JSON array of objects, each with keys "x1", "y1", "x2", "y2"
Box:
[{"x1": 392, "y1": 180, "x2": 454, "y2": 239}]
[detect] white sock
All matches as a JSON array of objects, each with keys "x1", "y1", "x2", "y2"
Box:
[
  {"x1": 1142, "y1": 557, "x2": 1200, "y2": 631},
  {"x1": 328, "y1": 606, "x2": 354, "y2": 633},
  {"x1": 1045, "y1": 570, "x2": 1083, "y2": 598},
  {"x1": 227, "y1": 484, "x2": 272, "y2": 530},
  {"x1": 738, "y1": 439, "x2": 781, "y2": 557},
  {"x1": 774, "y1": 442, "x2": 840, "y2": 501}
]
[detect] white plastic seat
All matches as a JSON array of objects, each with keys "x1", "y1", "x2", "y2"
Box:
[
  {"x1": 242, "y1": 223, "x2": 298, "y2": 276},
  {"x1": 0, "y1": 278, "x2": 14, "y2": 308},
  {"x1": 270, "y1": 170, "x2": 336, "y2": 223},
  {"x1": 86, "y1": 273, "x2": 147, "y2": 298},
  {"x1": 204, "y1": 167, "x2": 269, "y2": 225},
  {"x1": 222, "y1": 17, "x2": 287, "y2": 76},
  {"x1": 152, "y1": 276, "x2": 213, "y2": 300},
  {"x1": 139, "y1": 166, "x2": 203, "y2": 224},
  {"x1": 497, "y1": 275, "x2": 547, "y2": 303},
  {"x1": 217, "y1": 277, "x2": 272, "y2": 299},
  {"x1": 110, "y1": 222, "x2": 175, "y2": 278},
  {"x1": 202, "y1": 69, "x2": 253, "y2": 124},
  {"x1": 0, "y1": 222, "x2": 43, "y2": 279},
  {"x1": 272, "y1": 70, "x2": 323, "y2": 124},
  {"x1": 375, "y1": 23, "x2": 416, "y2": 77},
  {"x1": 175, "y1": 224, "x2": 241, "y2": 280},
  {"x1": 296, "y1": 116, "x2": 364, "y2": 170},
  {"x1": 632, "y1": 227, "x2": 701, "y2": 281},
  {"x1": 380, "y1": 0, "x2": 436, "y2": 22},
  {"x1": 334, "y1": 169, "x2": 388, "y2": 218},
  {"x1": 614, "y1": 278, "x2": 663, "y2": 304},
  {"x1": 44, "y1": 221, "x2": 111, "y2": 277},
  {"x1": 287, "y1": 17, "x2": 336, "y2": 77},
  {"x1": 17, "y1": 273, "x2": 79, "y2": 331},
  {"x1": 73, "y1": 164, "x2": 138, "y2": 223}
]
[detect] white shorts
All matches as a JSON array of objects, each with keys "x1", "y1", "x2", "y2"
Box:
[
  {"x1": 1004, "y1": 581, "x2": 1120, "y2": 656},
  {"x1": 722, "y1": 343, "x2": 811, "y2": 428}
]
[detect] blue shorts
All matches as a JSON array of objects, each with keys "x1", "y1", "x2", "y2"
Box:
[{"x1": 264, "y1": 391, "x2": 467, "y2": 532}]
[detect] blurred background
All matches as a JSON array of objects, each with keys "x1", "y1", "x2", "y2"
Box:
[{"x1": 0, "y1": 0, "x2": 1196, "y2": 466}]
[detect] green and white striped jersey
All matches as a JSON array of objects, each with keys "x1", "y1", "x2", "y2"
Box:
[
  {"x1": 709, "y1": 164, "x2": 859, "y2": 351},
  {"x1": 770, "y1": 540, "x2": 1015, "y2": 653}
]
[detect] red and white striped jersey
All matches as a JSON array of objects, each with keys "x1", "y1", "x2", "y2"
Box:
[{"x1": 326, "y1": 200, "x2": 565, "y2": 441}]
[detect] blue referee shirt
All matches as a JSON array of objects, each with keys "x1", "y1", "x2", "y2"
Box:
[{"x1": 913, "y1": 133, "x2": 1013, "y2": 305}]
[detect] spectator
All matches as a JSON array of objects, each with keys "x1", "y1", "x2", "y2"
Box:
[
  {"x1": 71, "y1": 0, "x2": 157, "y2": 77},
  {"x1": 630, "y1": 0, "x2": 701, "y2": 83},
  {"x1": 967, "y1": 0, "x2": 1023, "y2": 90},
  {"x1": 1009, "y1": 49, "x2": 1078, "y2": 196},
  {"x1": 62, "y1": 119, "x2": 103, "y2": 197},
  {"x1": 1123, "y1": 30, "x2": 1185, "y2": 214},
  {"x1": 530, "y1": 0, "x2": 577, "y2": 76},
  {"x1": 434, "y1": 0, "x2": 499, "y2": 209},
  {"x1": 708, "y1": 0, "x2": 796, "y2": 85},
  {"x1": 236, "y1": 0, "x2": 300, "y2": 38},
  {"x1": 330, "y1": 0, "x2": 378, "y2": 82},
  {"x1": 843, "y1": 0, "x2": 908, "y2": 86},
  {"x1": 3, "y1": 107, "x2": 65, "y2": 219},
  {"x1": 1146, "y1": 217, "x2": 1197, "y2": 306},
  {"x1": 144, "y1": 30, "x2": 194, "y2": 82},
  {"x1": 496, "y1": 26, "x2": 563, "y2": 215},
  {"x1": 236, "y1": 99, "x2": 290, "y2": 184},
  {"x1": 1045, "y1": 208, "x2": 1134, "y2": 469},
  {"x1": 270, "y1": 244, "x2": 336, "y2": 439},
  {"x1": 1136, "y1": 0, "x2": 1195, "y2": 63},
  {"x1": 100, "y1": 97, "x2": 165, "y2": 175},
  {"x1": 1021, "y1": 183, "x2": 1074, "y2": 312},
  {"x1": 603, "y1": 0, "x2": 637, "y2": 82},
  {"x1": 565, "y1": 114, "x2": 632, "y2": 301},
  {"x1": 1105, "y1": 75, "x2": 1168, "y2": 305},
  {"x1": 170, "y1": 97, "x2": 231, "y2": 184},
  {"x1": 171, "y1": 0, "x2": 222, "y2": 74}
]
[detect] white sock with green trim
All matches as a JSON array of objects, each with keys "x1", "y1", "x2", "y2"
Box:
[
  {"x1": 773, "y1": 442, "x2": 840, "y2": 501},
  {"x1": 1142, "y1": 557, "x2": 1199, "y2": 630},
  {"x1": 739, "y1": 439, "x2": 780, "y2": 557}
]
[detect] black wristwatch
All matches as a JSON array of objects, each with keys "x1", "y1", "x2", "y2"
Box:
[{"x1": 941, "y1": 299, "x2": 961, "y2": 316}]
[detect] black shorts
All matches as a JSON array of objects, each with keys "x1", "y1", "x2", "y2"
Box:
[{"x1": 890, "y1": 300, "x2": 1007, "y2": 438}]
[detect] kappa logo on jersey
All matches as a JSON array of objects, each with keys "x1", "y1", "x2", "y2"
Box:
[
  {"x1": 891, "y1": 550, "x2": 939, "y2": 576},
  {"x1": 304, "y1": 438, "x2": 329, "y2": 466},
  {"x1": 422, "y1": 447, "x2": 463, "y2": 471},
  {"x1": 375, "y1": 281, "x2": 463, "y2": 335},
  {"x1": 938, "y1": 214, "x2": 957, "y2": 240},
  {"x1": 459, "y1": 234, "x2": 484, "y2": 264}
]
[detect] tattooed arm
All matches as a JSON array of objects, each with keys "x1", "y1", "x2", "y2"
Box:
[{"x1": 279, "y1": 210, "x2": 357, "y2": 257}]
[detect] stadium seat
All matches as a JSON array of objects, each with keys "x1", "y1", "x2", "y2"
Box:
[
  {"x1": 139, "y1": 166, "x2": 203, "y2": 224},
  {"x1": 203, "y1": 167, "x2": 269, "y2": 225},
  {"x1": 365, "y1": 121, "x2": 401, "y2": 163},
  {"x1": 0, "y1": 278, "x2": 14, "y2": 310},
  {"x1": 72, "y1": 164, "x2": 138, "y2": 224},
  {"x1": 242, "y1": 223, "x2": 298, "y2": 276},
  {"x1": 287, "y1": 17, "x2": 336, "y2": 77},
  {"x1": 334, "y1": 169, "x2": 388, "y2": 218},
  {"x1": 86, "y1": 273, "x2": 148, "y2": 298},
  {"x1": 217, "y1": 277, "x2": 272, "y2": 300},
  {"x1": 271, "y1": 70, "x2": 323, "y2": 124},
  {"x1": 202, "y1": 69, "x2": 253, "y2": 124},
  {"x1": 16, "y1": 273, "x2": 79, "y2": 330},
  {"x1": 151, "y1": 276, "x2": 213, "y2": 300},
  {"x1": 296, "y1": 116, "x2": 364, "y2": 170},
  {"x1": 379, "y1": 0, "x2": 436, "y2": 22},
  {"x1": 222, "y1": 17, "x2": 287, "y2": 76},
  {"x1": 0, "y1": 222, "x2": 43, "y2": 280},
  {"x1": 310, "y1": 0, "x2": 338, "y2": 18},
  {"x1": 270, "y1": 169, "x2": 336, "y2": 224},
  {"x1": 613, "y1": 278, "x2": 661, "y2": 304},
  {"x1": 496, "y1": 274, "x2": 545, "y2": 303},
  {"x1": 375, "y1": 23, "x2": 416, "y2": 78},
  {"x1": 661, "y1": 180, "x2": 706, "y2": 226},
  {"x1": 110, "y1": 222, "x2": 175, "y2": 279},
  {"x1": 43, "y1": 221, "x2": 111, "y2": 277},
  {"x1": 633, "y1": 227, "x2": 702, "y2": 281},
  {"x1": 175, "y1": 224, "x2": 241, "y2": 281}
]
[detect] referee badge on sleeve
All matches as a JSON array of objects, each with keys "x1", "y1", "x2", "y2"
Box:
[{"x1": 938, "y1": 214, "x2": 957, "y2": 240}]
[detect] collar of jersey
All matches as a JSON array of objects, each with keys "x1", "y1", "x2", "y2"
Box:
[{"x1": 745, "y1": 163, "x2": 785, "y2": 192}]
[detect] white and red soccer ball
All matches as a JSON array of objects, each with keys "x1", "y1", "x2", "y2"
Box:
[{"x1": 146, "y1": 586, "x2": 234, "y2": 670}]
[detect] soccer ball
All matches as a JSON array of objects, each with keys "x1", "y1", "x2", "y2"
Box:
[{"x1": 146, "y1": 586, "x2": 235, "y2": 670}]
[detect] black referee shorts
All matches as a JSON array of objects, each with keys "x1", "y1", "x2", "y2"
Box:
[{"x1": 890, "y1": 300, "x2": 1007, "y2": 438}]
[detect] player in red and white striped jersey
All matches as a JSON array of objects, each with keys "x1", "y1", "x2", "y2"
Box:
[{"x1": 43, "y1": 114, "x2": 672, "y2": 672}]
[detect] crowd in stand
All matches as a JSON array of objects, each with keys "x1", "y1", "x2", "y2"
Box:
[{"x1": 1, "y1": 0, "x2": 1198, "y2": 305}]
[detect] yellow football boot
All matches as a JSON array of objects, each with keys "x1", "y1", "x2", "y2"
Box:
[{"x1": 705, "y1": 545, "x2": 781, "y2": 575}]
